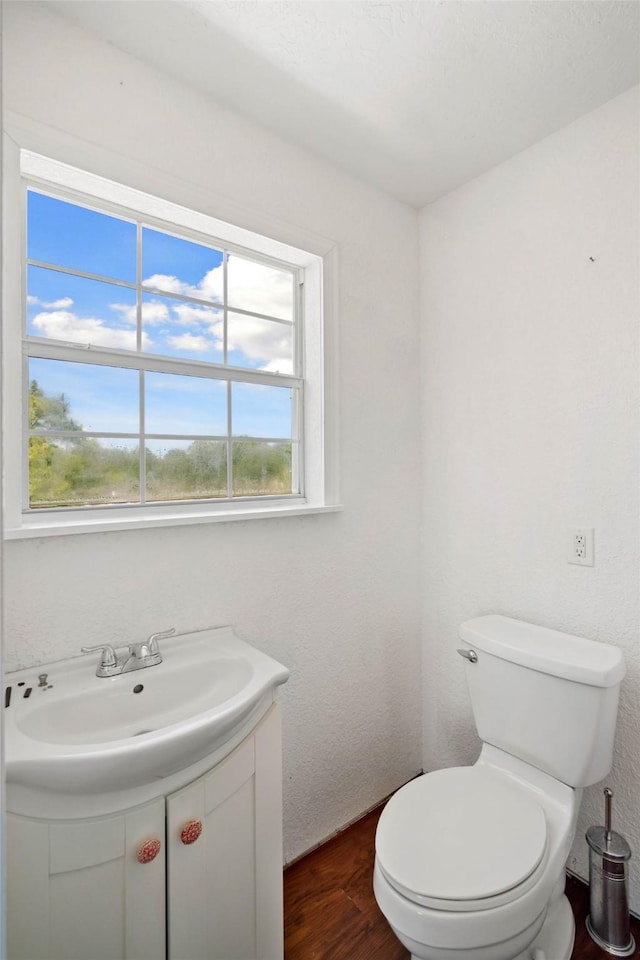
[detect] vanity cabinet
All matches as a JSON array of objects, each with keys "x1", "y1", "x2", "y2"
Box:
[
  {"x1": 7, "y1": 704, "x2": 283, "y2": 960},
  {"x1": 167, "y1": 710, "x2": 283, "y2": 960},
  {"x1": 7, "y1": 797, "x2": 166, "y2": 960}
]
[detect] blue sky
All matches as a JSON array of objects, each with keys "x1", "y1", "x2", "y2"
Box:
[{"x1": 27, "y1": 191, "x2": 295, "y2": 442}]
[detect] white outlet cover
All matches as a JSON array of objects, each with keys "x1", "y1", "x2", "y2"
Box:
[{"x1": 568, "y1": 527, "x2": 595, "y2": 566}]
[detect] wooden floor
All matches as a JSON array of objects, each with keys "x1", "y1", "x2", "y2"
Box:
[{"x1": 284, "y1": 804, "x2": 640, "y2": 960}]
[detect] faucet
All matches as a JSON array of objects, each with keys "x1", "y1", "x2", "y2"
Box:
[{"x1": 81, "y1": 628, "x2": 175, "y2": 677}]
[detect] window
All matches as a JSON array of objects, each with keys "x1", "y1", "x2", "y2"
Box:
[
  {"x1": 3, "y1": 144, "x2": 338, "y2": 536},
  {"x1": 26, "y1": 189, "x2": 301, "y2": 509}
]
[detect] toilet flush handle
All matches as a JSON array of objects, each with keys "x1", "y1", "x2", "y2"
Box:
[{"x1": 457, "y1": 648, "x2": 478, "y2": 663}]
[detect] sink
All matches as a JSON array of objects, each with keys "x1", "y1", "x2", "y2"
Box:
[
  {"x1": 5, "y1": 627, "x2": 289, "y2": 794},
  {"x1": 17, "y1": 657, "x2": 254, "y2": 745}
]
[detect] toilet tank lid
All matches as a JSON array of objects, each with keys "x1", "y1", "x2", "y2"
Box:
[{"x1": 459, "y1": 615, "x2": 625, "y2": 687}]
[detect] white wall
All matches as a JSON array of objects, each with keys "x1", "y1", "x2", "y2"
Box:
[
  {"x1": 2, "y1": 2, "x2": 422, "y2": 861},
  {"x1": 420, "y1": 86, "x2": 640, "y2": 906}
]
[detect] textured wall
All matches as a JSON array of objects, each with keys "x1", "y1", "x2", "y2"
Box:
[
  {"x1": 6, "y1": 1, "x2": 638, "y2": 906},
  {"x1": 2, "y1": 3, "x2": 422, "y2": 862},
  {"x1": 419, "y1": 87, "x2": 640, "y2": 908}
]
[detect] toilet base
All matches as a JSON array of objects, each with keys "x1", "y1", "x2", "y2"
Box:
[
  {"x1": 405, "y1": 894, "x2": 575, "y2": 960},
  {"x1": 512, "y1": 893, "x2": 575, "y2": 960}
]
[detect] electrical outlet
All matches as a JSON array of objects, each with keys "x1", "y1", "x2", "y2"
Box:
[{"x1": 568, "y1": 528, "x2": 594, "y2": 566}]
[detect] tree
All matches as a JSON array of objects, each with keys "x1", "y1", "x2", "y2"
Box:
[
  {"x1": 27, "y1": 381, "x2": 293, "y2": 506},
  {"x1": 29, "y1": 380, "x2": 104, "y2": 505},
  {"x1": 28, "y1": 381, "x2": 63, "y2": 503},
  {"x1": 29, "y1": 380, "x2": 81, "y2": 433}
]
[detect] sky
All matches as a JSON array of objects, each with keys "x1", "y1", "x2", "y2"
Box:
[{"x1": 26, "y1": 190, "x2": 296, "y2": 443}]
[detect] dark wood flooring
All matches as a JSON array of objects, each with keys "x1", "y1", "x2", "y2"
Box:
[{"x1": 284, "y1": 804, "x2": 640, "y2": 960}]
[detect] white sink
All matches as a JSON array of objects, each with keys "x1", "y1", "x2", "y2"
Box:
[{"x1": 5, "y1": 627, "x2": 289, "y2": 794}]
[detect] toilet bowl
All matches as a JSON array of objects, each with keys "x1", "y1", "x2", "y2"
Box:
[
  {"x1": 375, "y1": 747, "x2": 578, "y2": 960},
  {"x1": 374, "y1": 615, "x2": 626, "y2": 960}
]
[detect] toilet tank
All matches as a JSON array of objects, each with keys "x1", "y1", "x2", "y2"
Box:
[{"x1": 458, "y1": 615, "x2": 626, "y2": 787}]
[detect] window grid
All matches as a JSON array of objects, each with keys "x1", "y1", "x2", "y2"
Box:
[{"x1": 24, "y1": 185, "x2": 303, "y2": 512}]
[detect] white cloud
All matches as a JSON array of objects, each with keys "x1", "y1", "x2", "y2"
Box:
[
  {"x1": 196, "y1": 268, "x2": 223, "y2": 304},
  {"x1": 171, "y1": 303, "x2": 221, "y2": 328},
  {"x1": 28, "y1": 295, "x2": 74, "y2": 309},
  {"x1": 142, "y1": 255, "x2": 292, "y2": 321},
  {"x1": 142, "y1": 301, "x2": 170, "y2": 325},
  {"x1": 47, "y1": 296, "x2": 74, "y2": 310},
  {"x1": 110, "y1": 303, "x2": 136, "y2": 325},
  {"x1": 166, "y1": 333, "x2": 214, "y2": 353},
  {"x1": 142, "y1": 273, "x2": 216, "y2": 301},
  {"x1": 261, "y1": 358, "x2": 294, "y2": 373},
  {"x1": 111, "y1": 301, "x2": 170, "y2": 326},
  {"x1": 225, "y1": 256, "x2": 293, "y2": 321},
  {"x1": 138, "y1": 256, "x2": 294, "y2": 369},
  {"x1": 227, "y1": 315, "x2": 293, "y2": 374},
  {"x1": 31, "y1": 310, "x2": 152, "y2": 351}
]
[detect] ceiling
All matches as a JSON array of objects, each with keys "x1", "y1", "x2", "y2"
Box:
[{"x1": 49, "y1": 1, "x2": 640, "y2": 208}]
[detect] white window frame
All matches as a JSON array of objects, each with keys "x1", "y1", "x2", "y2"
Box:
[{"x1": 2, "y1": 119, "x2": 341, "y2": 538}]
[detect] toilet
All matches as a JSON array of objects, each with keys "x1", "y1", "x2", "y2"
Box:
[{"x1": 374, "y1": 614, "x2": 626, "y2": 960}]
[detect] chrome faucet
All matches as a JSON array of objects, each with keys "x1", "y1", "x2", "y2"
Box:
[{"x1": 81, "y1": 628, "x2": 175, "y2": 677}]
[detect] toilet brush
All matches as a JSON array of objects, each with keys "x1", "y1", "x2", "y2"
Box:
[{"x1": 586, "y1": 787, "x2": 635, "y2": 957}]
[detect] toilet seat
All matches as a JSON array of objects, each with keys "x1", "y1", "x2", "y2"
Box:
[{"x1": 376, "y1": 767, "x2": 548, "y2": 911}]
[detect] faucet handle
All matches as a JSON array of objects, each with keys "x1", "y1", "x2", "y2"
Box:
[
  {"x1": 147, "y1": 627, "x2": 175, "y2": 654},
  {"x1": 81, "y1": 643, "x2": 118, "y2": 672}
]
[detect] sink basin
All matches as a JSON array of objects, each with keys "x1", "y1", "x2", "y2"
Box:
[{"x1": 5, "y1": 627, "x2": 289, "y2": 794}]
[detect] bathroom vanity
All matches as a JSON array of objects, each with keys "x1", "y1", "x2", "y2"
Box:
[{"x1": 5, "y1": 627, "x2": 289, "y2": 960}]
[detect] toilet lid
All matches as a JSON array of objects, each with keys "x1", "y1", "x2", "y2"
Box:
[{"x1": 376, "y1": 767, "x2": 547, "y2": 903}]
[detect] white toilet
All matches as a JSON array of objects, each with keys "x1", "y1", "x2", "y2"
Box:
[{"x1": 374, "y1": 614, "x2": 626, "y2": 960}]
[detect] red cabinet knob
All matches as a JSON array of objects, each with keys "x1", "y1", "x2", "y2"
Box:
[
  {"x1": 180, "y1": 819, "x2": 203, "y2": 845},
  {"x1": 137, "y1": 838, "x2": 162, "y2": 864}
]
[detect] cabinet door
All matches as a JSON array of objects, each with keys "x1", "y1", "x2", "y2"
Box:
[
  {"x1": 7, "y1": 798, "x2": 166, "y2": 960},
  {"x1": 167, "y1": 704, "x2": 283, "y2": 960}
]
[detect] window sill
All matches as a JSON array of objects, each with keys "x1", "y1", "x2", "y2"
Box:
[{"x1": 3, "y1": 502, "x2": 343, "y2": 540}]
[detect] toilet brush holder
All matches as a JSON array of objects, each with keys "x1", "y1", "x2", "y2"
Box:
[{"x1": 586, "y1": 788, "x2": 635, "y2": 957}]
